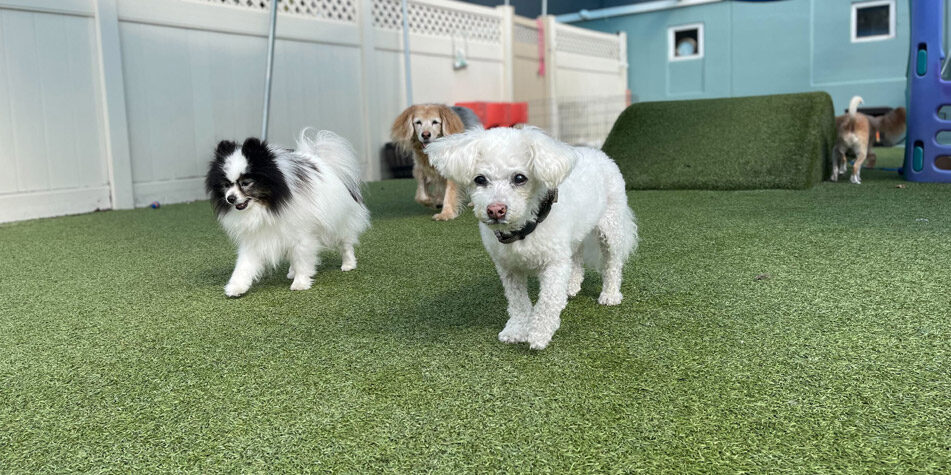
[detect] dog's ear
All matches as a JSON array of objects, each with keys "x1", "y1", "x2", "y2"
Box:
[
  {"x1": 524, "y1": 127, "x2": 578, "y2": 189},
  {"x1": 390, "y1": 106, "x2": 416, "y2": 151},
  {"x1": 215, "y1": 140, "x2": 237, "y2": 161},
  {"x1": 424, "y1": 131, "x2": 480, "y2": 184},
  {"x1": 207, "y1": 140, "x2": 236, "y2": 196},
  {"x1": 439, "y1": 105, "x2": 466, "y2": 135}
]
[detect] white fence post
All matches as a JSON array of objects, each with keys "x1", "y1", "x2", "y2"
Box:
[
  {"x1": 619, "y1": 30, "x2": 629, "y2": 104},
  {"x1": 543, "y1": 15, "x2": 559, "y2": 140},
  {"x1": 400, "y1": 0, "x2": 413, "y2": 106},
  {"x1": 359, "y1": 0, "x2": 382, "y2": 180},
  {"x1": 260, "y1": 0, "x2": 279, "y2": 139},
  {"x1": 93, "y1": 0, "x2": 134, "y2": 210},
  {"x1": 497, "y1": 5, "x2": 515, "y2": 101}
]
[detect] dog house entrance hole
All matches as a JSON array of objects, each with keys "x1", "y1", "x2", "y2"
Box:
[
  {"x1": 935, "y1": 156, "x2": 951, "y2": 170},
  {"x1": 668, "y1": 23, "x2": 703, "y2": 61}
]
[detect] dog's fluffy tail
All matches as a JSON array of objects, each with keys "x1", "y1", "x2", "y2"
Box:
[
  {"x1": 451, "y1": 105, "x2": 485, "y2": 131},
  {"x1": 297, "y1": 128, "x2": 364, "y2": 203},
  {"x1": 847, "y1": 95, "x2": 864, "y2": 119}
]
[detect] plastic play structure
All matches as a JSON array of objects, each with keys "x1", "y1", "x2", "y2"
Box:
[{"x1": 905, "y1": 0, "x2": 951, "y2": 182}]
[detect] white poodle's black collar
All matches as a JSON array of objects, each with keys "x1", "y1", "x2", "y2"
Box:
[{"x1": 495, "y1": 189, "x2": 558, "y2": 244}]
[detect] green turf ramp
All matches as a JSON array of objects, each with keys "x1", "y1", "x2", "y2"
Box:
[{"x1": 602, "y1": 92, "x2": 834, "y2": 190}]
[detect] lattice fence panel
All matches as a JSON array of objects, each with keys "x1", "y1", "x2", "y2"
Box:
[
  {"x1": 513, "y1": 23, "x2": 538, "y2": 45},
  {"x1": 183, "y1": 0, "x2": 357, "y2": 23},
  {"x1": 526, "y1": 94, "x2": 631, "y2": 147},
  {"x1": 372, "y1": 0, "x2": 501, "y2": 43},
  {"x1": 556, "y1": 29, "x2": 620, "y2": 60}
]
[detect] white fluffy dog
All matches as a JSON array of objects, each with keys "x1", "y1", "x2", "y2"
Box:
[
  {"x1": 426, "y1": 127, "x2": 638, "y2": 349},
  {"x1": 206, "y1": 129, "x2": 370, "y2": 297}
]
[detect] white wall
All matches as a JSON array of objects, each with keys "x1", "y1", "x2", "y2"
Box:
[
  {"x1": 0, "y1": 0, "x2": 627, "y2": 223},
  {"x1": 116, "y1": 0, "x2": 369, "y2": 207},
  {"x1": 368, "y1": 0, "x2": 512, "y2": 164},
  {"x1": 513, "y1": 17, "x2": 550, "y2": 129},
  {"x1": 511, "y1": 16, "x2": 628, "y2": 145},
  {"x1": 550, "y1": 21, "x2": 628, "y2": 146},
  {"x1": 0, "y1": 1, "x2": 111, "y2": 222}
]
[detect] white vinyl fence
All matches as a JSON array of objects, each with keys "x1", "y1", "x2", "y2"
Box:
[
  {"x1": 0, "y1": 0, "x2": 627, "y2": 223},
  {"x1": 514, "y1": 16, "x2": 629, "y2": 146}
]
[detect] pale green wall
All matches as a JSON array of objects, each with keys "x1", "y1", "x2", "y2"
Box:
[{"x1": 577, "y1": 0, "x2": 913, "y2": 113}]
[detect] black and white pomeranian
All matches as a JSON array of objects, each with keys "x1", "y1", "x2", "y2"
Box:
[{"x1": 205, "y1": 128, "x2": 370, "y2": 297}]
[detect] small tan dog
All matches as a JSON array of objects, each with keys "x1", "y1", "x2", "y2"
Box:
[
  {"x1": 833, "y1": 96, "x2": 907, "y2": 184},
  {"x1": 391, "y1": 104, "x2": 482, "y2": 220}
]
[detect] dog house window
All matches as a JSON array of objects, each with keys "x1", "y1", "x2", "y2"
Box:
[
  {"x1": 852, "y1": 0, "x2": 895, "y2": 42},
  {"x1": 668, "y1": 23, "x2": 703, "y2": 61}
]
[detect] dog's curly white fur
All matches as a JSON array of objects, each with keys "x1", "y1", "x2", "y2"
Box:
[
  {"x1": 426, "y1": 127, "x2": 638, "y2": 349},
  {"x1": 206, "y1": 129, "x2": 370, "y2": 297}
]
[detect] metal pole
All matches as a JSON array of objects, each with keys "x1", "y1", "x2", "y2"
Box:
[
  {"x1": 261, "y1": 0, "x2": 279, "y2": 139},
  {"x1": 541, "y1": 0, "x2": 547, "y2": 16},
  {"x1": 401, "y1": 0, "x2": 414, "y2": 106}
]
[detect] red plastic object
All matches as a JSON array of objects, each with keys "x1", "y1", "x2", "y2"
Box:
[
  {"x1": 509, "y1": 102, "x2": 528, "y2": 125},
  {"x1": 455, "y1": 101, "x2": 487, "y2": 123},
  {"x1": 455, "y1": 101, "x2": 529, "y2": 128}
]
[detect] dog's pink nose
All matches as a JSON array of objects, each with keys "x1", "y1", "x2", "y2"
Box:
[
  {"x1": 487, "y1": 203, "x2": 507, "y2": 220},
  {"x1": 421, "y1": 131, "x2": 431, "y2": 140}
]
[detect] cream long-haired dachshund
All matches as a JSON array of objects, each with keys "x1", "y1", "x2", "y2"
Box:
[{"x1": 391, "y1": 104, "x2": 482, "y2": 220}]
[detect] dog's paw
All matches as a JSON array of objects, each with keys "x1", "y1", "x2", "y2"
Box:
[
  {"x1": 850, "y1": 174, "x2": 862, "y2": 185},
  {"x1": 567, "y1": 281, "x2": 582, "y2": 298},
  {"x1": 224, "y1": 282, "x2": 250, "y2": 298},
  {"x1": 498, "y1": 325, "x2": 525, "y2": 344},
  {"x1": 290, "y1": 276, "x2": 313, "y2": 291},
  {"x1": 525, "y1": 323, "x2": 559, "y2": 350},
  {"x1": 432, "y1": 211, "x2": 456, "y2": 221},
  {"x1": 830, "y1": 173, "x2": 838, "y2": 182},
  {"x1": 598, "y1": 291, "x2": 623, "y2": 306},
  {"x1": 340, "y1": 262, "x2": 356, "y2": 272},
  {"x1": 286, "y1": 268, "x2": 296, "y2": 279},
  {"x1": 526, "y1": 332, "x2": 553, "y2": 350}
]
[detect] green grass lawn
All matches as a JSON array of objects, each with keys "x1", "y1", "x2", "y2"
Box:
[{"x1": 2, "y1": 148, "x2": 950, "y2": 471}]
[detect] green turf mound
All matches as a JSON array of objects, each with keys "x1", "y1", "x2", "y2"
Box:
[{"x1": 602, "y1": 92, "x2": 834, "y2": 190}]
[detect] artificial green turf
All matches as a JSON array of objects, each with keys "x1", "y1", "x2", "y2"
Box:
[
  {"x1": 2, "y1": 155, "x2": 950, "y2": 471},
  {"x1": 603, "y1": 92, "x2": 835, "y2": 190}
]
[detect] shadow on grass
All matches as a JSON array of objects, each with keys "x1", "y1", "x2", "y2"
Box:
[
  {"x1": 362, "y1": 179, "x2": 436, "y2": 221},
  {"x1": 396, "y1": 274, "x2": 506, "y2": 333},
  {"x1": 379, "y1": 269, "x2": 612, "y2": 345},
  {"x1": 186, "y1": 254, "x2": 350, "y2": 294}
]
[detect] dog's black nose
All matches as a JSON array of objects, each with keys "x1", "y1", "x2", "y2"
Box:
[{"x1": 226, "y1": 195, "x2": 237, "y2": 204}]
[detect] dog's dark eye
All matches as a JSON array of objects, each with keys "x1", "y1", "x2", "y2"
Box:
[
  {"x1": 474, "y1": 175, "x2": 488, "y2": 186},
  {"x1": 239, "y1": 179, "x2": 253, "y2": 188},
  {"x1": 432, "y1": 120, "x2": 439, "y2": 125},
  {"x1": 414, "y1": 120, "x2": 422, "y2": 125},
  {"x1": 512, "y1": 174, "x2": 528, "y2": 185}
]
